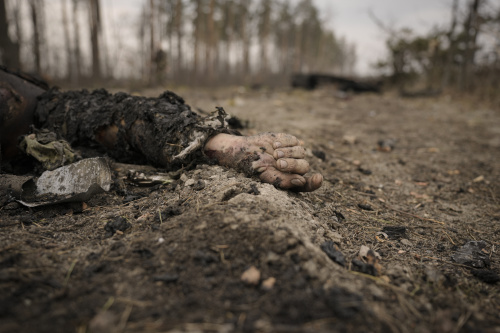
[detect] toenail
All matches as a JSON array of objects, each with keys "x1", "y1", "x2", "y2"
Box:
[
  {"x1": 274, "y1": 141, "x2": 282, "y2": 148},
  {"x1": 279, "y1": 160, "x2": 288, "y2": 169},
  {"x1": 277, "y1": 150, "x2": 284, "y2": 158},
  {"x1": 291, "y1": 179, "x2": 304, "y2": 186}
]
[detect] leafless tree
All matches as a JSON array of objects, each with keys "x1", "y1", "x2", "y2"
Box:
[{"x1": 0, "y1": 0, "x2": 20, "y2": 69}]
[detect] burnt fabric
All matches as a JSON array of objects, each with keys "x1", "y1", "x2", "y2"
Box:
[{"x1": 34, "y1": 88, "x2": 230, "y2": 170}]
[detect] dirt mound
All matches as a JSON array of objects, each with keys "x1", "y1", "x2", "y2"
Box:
[{"x1": 1, "y1": 89, "x2": 499, "y2": 332}]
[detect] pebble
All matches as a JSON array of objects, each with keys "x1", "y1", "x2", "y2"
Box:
[
  {"x1": 400, "y1": 239, "x2": 413, "y2": 246},
  {"x1": 241, "y1": 266, "x2": 261, "y2": 285},
  {"x1": 261, "y1": 277, "x2": 276, "y2": 290},
  {"x1": 266, "y1": 251, "x2": 280, "y2": 263},
  {"x1": 184, "y1": 179, "x2": 195, "y2": 187}
]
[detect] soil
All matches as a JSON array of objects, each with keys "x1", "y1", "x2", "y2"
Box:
[{"x1": 1, "y1": 87, "x2": 499, "y2": 333}]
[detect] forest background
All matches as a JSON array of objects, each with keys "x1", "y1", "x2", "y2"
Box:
[{"x1": 0, "y1": 0, "x2": 499, "y2": 105}]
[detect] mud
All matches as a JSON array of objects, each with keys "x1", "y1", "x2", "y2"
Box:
[{"x1": 0, "y1": 87, "x2": 499, "y2": 333}]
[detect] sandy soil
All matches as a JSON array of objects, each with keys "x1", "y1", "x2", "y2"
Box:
[{"x1": 1, "y1": 87, "x2": 499, "y2": 333}]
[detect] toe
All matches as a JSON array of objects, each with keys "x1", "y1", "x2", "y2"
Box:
[
  {"x1": 273, "y1": 146, "x2": 306, "y2": 159},
  {"x1": 277, "y1": 158, "x2": 310, "y2": 174}
]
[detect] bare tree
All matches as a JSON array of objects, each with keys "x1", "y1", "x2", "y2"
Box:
[
  {"x1": 206, "y1": 0, "x2": 216, "y2": 81},
  {"x1": 258, "y1": 0, "x2": 272, "y2": 76},
  {"x1": 29, "y1": 0, "x2": 43, "y2": 74},
  {"x1": 89, "y1": 0, "x2": 102, "y2": 79},
  {"x1": 460, "y1": 0, "x2": 482, "y2": 90},
  {"x1": 0, "y1": 0, "x2": 20, "y2": 69},
  {"x1": 148, "y1": 0, "x2": 156, "y2": 85},
  {"x1": 175, "y1": 0, "x2": 184, "y2": 79},
  {"x1": 441, "y1": 0, "x2": 459, "y2": 89},
  {"x1": 61, "y1": 0, "x2": 72, "y2": 80},
  {"x1": 72, "y1": 0, "x2": 82, "y2": 82}
]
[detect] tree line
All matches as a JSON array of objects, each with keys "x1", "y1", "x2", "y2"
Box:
[
  {"x1": 374, "y1": 0, "x2": 500, "y2": 104},
  {"x1": 0, "y1": 0, "x2": 356, "y2": 87}
]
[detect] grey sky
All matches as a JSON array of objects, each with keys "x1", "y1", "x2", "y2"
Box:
[{"x1": 315, "y1": 0, "x2": 453, "y2": 74}]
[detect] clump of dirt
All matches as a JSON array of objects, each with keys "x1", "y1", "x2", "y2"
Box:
[{"x1": 1, "y1": 88, "x2": 499, "y2": 332}]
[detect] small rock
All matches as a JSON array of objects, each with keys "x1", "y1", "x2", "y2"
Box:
[
  {"x1": 184, "y1": 179, "x2": 195, "y2": 187},
  {"x1": 241, "y1": 266, "x2": 261, "y2": 285},
  {"x1": 424, "y1": 267, "x2": 444, "y2": 284},
  {"x1": 179, "y1": 173, "x2": 188, "y2": 182},
  {"x1": 104, "y1": 217, "x2": 131, "y2": 237},
  {"x1": 342, "y1": 135, "x2": 357, "y2": 145},
  {"x1": 261, "y1": 277, "x2": 276, "y2": 290},
  {"x1": 472, "y1": 175, "x2": 485, "y2": 183},
  {"x1": 382, "y1": 226, "x2": 407, "y2": 240},
  {"x1": 400, "y1": 239, "x2": 413, "y2": 246},
  {"x1": 88, "y1": 311, "x2": 117, "y2": 333},
  {"x1": 266, "y1": 251, "x2": 280, "y2": 263},
  {"x1": 377, "y1": 139, "x2": 396, "y2": 152},
  {"x1": 358, "y1": 167, "x2": 372, "y2": 175},
  {"x1": 358, "y1": 203, "x2": 373, "y2": 211},
  {"x1": 359, "y1": 245, "x2": 381, "y2": 260},
  {"x1": 451, "y1": 240, "x2": 490, "y2": 268},
  {"x1": 192, "y1": 180, "x2": 205, "y2": 191},
  {"x1": 312, "y1": 150, "x2": 326, "y2": 161}
]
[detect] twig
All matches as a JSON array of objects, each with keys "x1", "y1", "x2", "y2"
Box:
[
  {"x1": 441, "y1": 230, "x2": 457, "y2": 245},
  {"x1": 102, "y1": 296, "x2": 115, "y2": 311},
  {"x1": 384, "y1": 205, "x2": 445, "y2": 225},
  {"x1": 63, "y1": 259, "x2": 78, "y2": 288},
  {"x1": 118, "y1": 304, "x2": 133, "y2": 332}
]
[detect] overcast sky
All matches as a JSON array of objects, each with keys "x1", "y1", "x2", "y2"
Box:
[{"x1": 315, "y1": 0, "x2": 453, "y2": 74}]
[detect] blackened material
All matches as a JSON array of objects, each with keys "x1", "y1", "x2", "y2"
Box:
[
  {"x1": 34, "y1": 88, "x2": 226, "y2": 170},
  {"x1": 0, "y1": 66, "x2": 47, "y2": 159},
  {"x1": 320, "y1": 241, "x2": 346, "y2": 267},
  {"x1": 382, "y1": 226, "x2": 407, "y2": 240}
]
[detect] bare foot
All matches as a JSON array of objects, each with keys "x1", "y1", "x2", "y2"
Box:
[{"x1": 204, "y1": 133, "x2": 323, "y2": 192}]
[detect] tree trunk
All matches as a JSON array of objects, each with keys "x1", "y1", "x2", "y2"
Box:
[
  {"x1": 259, "y1": 0, "x2": 271, "y2": 77},
  {"x1": 29, "y1": 0, "x2": 42, "y2": 74},
  {"x1": 72, "y1": 0, "x2": 82, "y2": 82},
  {"x1": 240, "y1": 4, "x2": 250, "y2": 80},
  {"x1": 89, "y1": 0, "x2": 102, "y2": 80},
  {"x1": 225, "y1": 1, "x2": 234, "y2": 75},
  {"x1": 206, "y1": 0, "x2": 215, "y2": 82},
  {"x1": 441, "y1": 0, "x2": 458, "y2": 89},
  {"x1": 0, "y1": 0, "x2": 20, "y2": 69},
  {"x1": 460, "y1": 0, "x2": 481, "y2": 91},
  {"x1": 175, "y1": 0, "x2": 183, "y2": 79},
  {"x1": 149, "y1": 0, "x2": 156, "y2": 85},
  {"x1": 193, "y1": 1, "x2": 202, "y2": 84},
  {"x1": 61, "y1": 0, "x2": 72, "y2": 80}
]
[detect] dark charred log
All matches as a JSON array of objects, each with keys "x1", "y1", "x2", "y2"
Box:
[{"x1": 291, "y1": 73, "x2": 382, "y2": 94}]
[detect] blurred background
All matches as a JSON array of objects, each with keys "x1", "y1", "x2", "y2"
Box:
[{"x1": 0, "y1": 0, "x2": 499, "y2": 103}]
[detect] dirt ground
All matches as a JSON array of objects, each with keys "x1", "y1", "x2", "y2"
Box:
[{"x1": 1, "y1": 86, "x2": 499, "y2": 333}]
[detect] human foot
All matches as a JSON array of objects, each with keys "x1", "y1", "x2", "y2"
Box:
[{"x1": 204, "y1": 133, "x2": 323, "y2": 192}]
